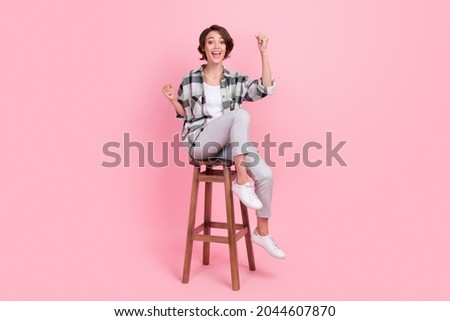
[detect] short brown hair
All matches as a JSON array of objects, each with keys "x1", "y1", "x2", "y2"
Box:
[{"x1": 198, "y1": 25, "x2": 234, "y2": 61}]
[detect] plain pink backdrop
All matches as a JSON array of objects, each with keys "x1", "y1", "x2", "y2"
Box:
[{"x1": 1, "y1": 0, "x2": 449, "y2": 300}]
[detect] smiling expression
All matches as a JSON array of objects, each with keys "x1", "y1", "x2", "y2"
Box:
[{"x1": 204, "y1": 31, "x2": 226, "y2": 63}]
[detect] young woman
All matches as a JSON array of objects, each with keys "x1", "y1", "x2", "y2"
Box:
[{"x1": 162, "y1": 25, "x2": 285, "y2": 259}]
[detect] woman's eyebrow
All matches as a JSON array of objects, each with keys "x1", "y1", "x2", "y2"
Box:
[{"x1": 206, "y1": 36, "x2": 224, "y2": 40}]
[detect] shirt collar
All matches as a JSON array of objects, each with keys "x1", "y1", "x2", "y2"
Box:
[{"x1": 194, "y1": 64, "x2": 232, "y2": 78}]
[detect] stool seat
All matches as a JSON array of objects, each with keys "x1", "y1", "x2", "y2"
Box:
[{"x1": 182, "y1": 158, "x2": 256, "y2": 291}]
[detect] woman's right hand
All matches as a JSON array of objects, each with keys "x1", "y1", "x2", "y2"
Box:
[
  {"x1": 162, "y1": 83, "x2": 186, "y2": 117},
  {"x1": 162, "y1": 84, "x2": 176, "y2": 101}
]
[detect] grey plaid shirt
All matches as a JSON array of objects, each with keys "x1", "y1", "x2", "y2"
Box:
[{"x1": 176, "y1": 64, "x2": 276, "y2": 149}]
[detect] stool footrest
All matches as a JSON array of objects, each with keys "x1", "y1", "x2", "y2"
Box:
[
  {"x1": 193, "y1": 234, "x2": 229, "y2": 244},
  {"x1": 209, "y1": 221, "x2": 244, "y2": 230},
  {"x1": 198, "y1": 173, "x2": 225, "y2": 183},
  {"x1": 192, "y1": 222, "x2": 249, "y2": 244},
  {"x1": 235, "y1": 228, "x2": 249, "y2": 242}
]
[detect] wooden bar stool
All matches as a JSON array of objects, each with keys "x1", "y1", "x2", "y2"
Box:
[{"x1": 182, "y1": 158, "x2": 256, "y2": 291}]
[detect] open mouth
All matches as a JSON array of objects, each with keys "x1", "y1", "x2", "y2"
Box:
[{"x1": 211, "y1": 51, "x2": 222, "y2": 59}]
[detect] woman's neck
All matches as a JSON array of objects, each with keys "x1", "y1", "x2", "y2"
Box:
[{"x1": 203, "y1": 62, "x2": 224, "y2": 76}]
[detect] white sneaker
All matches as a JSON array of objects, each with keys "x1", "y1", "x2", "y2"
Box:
[
  {"x1": 232, "y1": 180, "x2": 263, "y2": 210},
  {"x1": 251, "y1": 229, "x2": 286, "y2": 259}
]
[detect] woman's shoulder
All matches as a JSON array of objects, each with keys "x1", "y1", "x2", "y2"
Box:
[
  {"x1": 182, "y1": 66, "x2": 202, "y2": 78},
  {"x1": 222, "y1": 66, "x2": 238, "y2": 75},
  {"x1": 180, "y1": 66, "x2": 204, "y2": 85},
  {"x1": 223, "y1": 68, "x2": 250, "y2": 83}
]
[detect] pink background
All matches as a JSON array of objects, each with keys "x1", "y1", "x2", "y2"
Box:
[{"x1": 1, "y1": 0, "x2": 449, "y2": 300}]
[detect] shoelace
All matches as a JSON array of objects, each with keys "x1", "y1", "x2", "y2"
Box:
[
  {"x1": 267, "y1": 235, "x2": 281, "y2": 251},
  {"x1": 242, "y1": 183, "x2": 259, "y2": 201}
]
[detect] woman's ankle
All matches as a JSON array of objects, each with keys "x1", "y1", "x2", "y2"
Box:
[
  {"x1": 236, "y1": 177, "x2": 250, "y2": 185},
  {"x1": 256, "y1": 227, "x2": 269, "y2": 236}
]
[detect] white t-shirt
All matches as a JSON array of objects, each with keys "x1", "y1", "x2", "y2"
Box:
[{"x1": 204, "y1": 83, "x2": 224, "y2": 123}]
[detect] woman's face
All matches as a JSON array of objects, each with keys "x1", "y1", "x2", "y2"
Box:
[{"x1": 204, "y1": 30, "x2": 226, "y2": 63}]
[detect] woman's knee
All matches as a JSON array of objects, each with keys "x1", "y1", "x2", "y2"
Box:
[
  {"x1": 246, "y1": 151, "x2": 273, "y2": 182},
  {"x1": 235, "y1": 108, "x2": 250, "y2": 123},
  {"x1": 253, "y1": 165, "x2": 273, "y2": 184},
  {"x1": 259, "y1": 166, "x2": 273, "y2": 181}
]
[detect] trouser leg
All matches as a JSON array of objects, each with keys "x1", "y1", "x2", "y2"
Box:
[
  {"x1": 216, "y1": 143, "x2": 273, "y2": 218},
  {"x1": 190, "y1": 108, "x2": 251, "y2": 160}
]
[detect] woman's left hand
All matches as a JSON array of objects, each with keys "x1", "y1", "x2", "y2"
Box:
[{"x1": 256, "y1": 33, "x2": 269, "y2": 54}]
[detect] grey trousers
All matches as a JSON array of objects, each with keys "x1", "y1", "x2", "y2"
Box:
[{"x1": 189, "y1": 108, "x2": 273, "y2": 218}]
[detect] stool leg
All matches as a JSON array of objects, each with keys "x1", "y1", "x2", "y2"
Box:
[
  {"x1": 182, "y1": 166, "x2": 200, "y2": 284},
  {"x1": 203, "y1": 166, "x2": 212, "y2": 265},
  {"x1": 240, "y1": 201, "x2": 256, "y2": 271},
  {"x1": 223, "y1": 165, "x2": 240, "y2": 291}
]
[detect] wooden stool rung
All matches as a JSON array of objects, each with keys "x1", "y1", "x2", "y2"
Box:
[
  {"x1": 192, "y1": 234, "x2": 229, "y2": 244},
  {"x1": 209, "y1": 221, "x2": 244, "y2": 230},
  {"x1": 192, "y1": 222, "x2": 245, "y2": 235},
  {"x1": 197, "y1": 173, "x2": 225, "y2": 183},
  {"x1": 192, "y1": 223, "x2": 205, "y2": 235},
  {"x1": 191, "y1": 222, "x2": 248, "y2": 245},
  {"x1": 235, "y1": 227, "x2": 249, "y2": 242}
]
